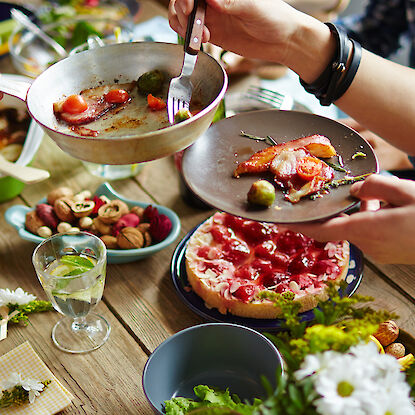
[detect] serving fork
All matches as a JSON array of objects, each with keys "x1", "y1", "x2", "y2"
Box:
[
  {"x1": 167, "y1": 0, "x2": 206, "y2": 124},
  {"x1": 245, "y1": 86, "x2": 294, "y2": 111}
]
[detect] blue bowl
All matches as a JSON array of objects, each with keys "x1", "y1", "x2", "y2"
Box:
[
  {"x1": 5, "y1": 182, "x2": 181, "y2": 264},
  {"x1": 142, "y1": 323, "x2": 283, "y2": 414}
]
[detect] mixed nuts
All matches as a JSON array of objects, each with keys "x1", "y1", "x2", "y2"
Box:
[{"x1": 25, "y1": 186, "x2": 173, "y2": 250}]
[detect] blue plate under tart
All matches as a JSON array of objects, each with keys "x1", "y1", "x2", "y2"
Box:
[{"x1": 171, "y1": 223, "x2": 363, "y2": 331}]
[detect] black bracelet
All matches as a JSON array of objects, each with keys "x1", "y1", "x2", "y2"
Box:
[
  {"x1": 332, "y1": 38, "x2": 362, "y2": 102},
  {"x1": 299, "y1": 22, "x2": 352, "y2": 106}
]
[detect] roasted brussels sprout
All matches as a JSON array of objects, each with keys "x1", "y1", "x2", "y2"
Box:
[
  {"x1": 174, "y1": 108, "x2": 192, "y2": 123},
  {"x1": 247, "y1": 180, "x2": 276, "y2": 207},
  {"x1": 137, "y1": 69, "x2": 164, "y2": 95}
]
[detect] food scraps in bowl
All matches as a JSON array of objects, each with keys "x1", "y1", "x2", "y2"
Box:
[
  {"x1": 52, "y1": 70, "x2": 197, "y2": 137},
  {"x1": 0, "y1": 106, "x2": 31, "y2": 162},
  {"x1": 24, "y1": 185, "x2": 173, "y2": 250}
]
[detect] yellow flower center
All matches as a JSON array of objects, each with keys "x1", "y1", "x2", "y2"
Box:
[
  {"x1": 384, "y1": 412, "x2": 393, "y2": 415},
  {"x1": 337, "y1": 381, "x2": 354, "y2": 397}
]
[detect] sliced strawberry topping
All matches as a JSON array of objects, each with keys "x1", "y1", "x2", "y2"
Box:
[
  {"x1": 210, "y1": 225, "x2": 232, "y2": 244},
  {"x1": 277, "y1": 230, "x2": 312, "y2": 255},
  {"x1": 222, "y1": 239, "x2": 250, "y2": 264},
  {"x1": 233, "y1": 285, "x2": 256, "y2": 302},
  {"x1": 261, "y1": 271, "x2": 290, "y2": 288},
  {"x1": 312, "y1": 259, "x2": 340, "y2": 277},
  {"x1": 197, "y1": 246, "x2": 211, "y2": 259},
  {"x1": 291, "y1": 273, "x2": 314, "y2": 289},
  {"x1": 287, "y1": 252, "x2": 315, "y2": 274}
]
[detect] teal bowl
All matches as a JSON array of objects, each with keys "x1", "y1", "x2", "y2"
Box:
[
  {"x1": 142, "y1": 323, "x2": 283, "y2": 414},
  {"x1": 5, "y1": 182, "x2": 181, "y2": 264}
]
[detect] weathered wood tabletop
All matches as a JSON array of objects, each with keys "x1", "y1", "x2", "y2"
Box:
[{"x1": 0, "y1": 1, "x2": 415, "y2": 413}]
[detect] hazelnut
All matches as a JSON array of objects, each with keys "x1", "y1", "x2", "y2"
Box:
[
  {"x1": 385, "y1": 342, "x2": 405, "y2": 359},
  {"x1": 98, "y1": 200, "x2": 129, "y2": 224},
  {"x1": 36, "y1": 203, "x2": 59, "y2": 229},
  {"x1": 101, "y1": 235, "x2": 118, "y2": 249},
  {"x1": 116, "y1": 227, "x2": 144, "y2": 249},
  {"x1": 68, "y1": 227, "x2": 80, "y2": 233},
  {"x1": 79, "y1": 216, "x2": 93, "y2": 229},
  {"x1": 73, "y1": 190, "x2": 92, "y2": 202},
  {"x1": 47, "y1": 187, "x2": 73, "y2": 205},
  {"x1": 72, "y1": 200, "x2": 95, "y2": 218},
  {"x1": 130, "y1": 206, "x2": 145, "y2": 220},
  {"x1": 54, "y1": 198, "x2": 75, "y2": 222},
  {"x1": 37, "y1": 226, "x2": 52, "y2": 238},
  {"x1": 57, "y1": 222, "x2": 72, "y2": 233},
  {"x1": 93, "y1": 217, "x2": 112, "y2": 235},
  {"x1": 373, "y1": 320, "x2": 399, "y2": 346},
  {"x1": 25, "y1": 210, "x2": 46, "y2": 234}
]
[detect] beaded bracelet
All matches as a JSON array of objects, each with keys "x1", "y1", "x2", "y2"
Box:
[{"x1": 300, "y1": 22, "x2": 361, "y2": 106}]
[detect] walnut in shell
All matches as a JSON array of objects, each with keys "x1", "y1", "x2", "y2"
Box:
[
  {"x1": 385, "y1": 342, "x2": 405, "y2": 358},
  {"x1": 93, "y1": 218, "x2": 112, "y2": 236},
  {"x1": 54, "y1": 198, "x2": 76, "y2": 222},
  {"x1": 373, "y1": 320, "x2": 399, "y2": 346},
  {"x1": 117, "y1": 227, "x2": 144, "y2": 249}
]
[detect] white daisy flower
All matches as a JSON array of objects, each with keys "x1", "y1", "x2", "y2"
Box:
[
  {"x1": 0, "y1": 288, "x2": 36, "y2": 307},
  {"x1": 362, "y1": 387, "x2": 415, "y2": 415},
  {"x1": 295, "y1": 350, "x2": 340, "y2": 380},
  {"x1": 2, "y1": 372, "x2": 45, "y2": 404}
]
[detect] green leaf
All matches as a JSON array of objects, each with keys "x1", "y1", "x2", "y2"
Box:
[
  {"x1": 71, "y1": 21, "x2": 103, "y2": 48},
  {"x1": 60, "y1": 255, "x2": 95, "y2": 269}
]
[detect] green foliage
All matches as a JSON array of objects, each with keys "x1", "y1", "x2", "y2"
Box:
[
  {"x1": 164, "y1": 385, "x2": 262, "y2": 415},
  {"x1": 7, "y1": 300, "x2": 53, "y2": 325},
  {"x1": 0, "y1": 380, "x2": 51, "y2": 408}
]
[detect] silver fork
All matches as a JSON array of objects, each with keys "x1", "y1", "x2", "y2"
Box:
[
  {"x1": 167, "y1": 0, "x2": 206, "y2": 124},
  {"x1": 245, "y1": 85, "x2": 294, "y2": 110}
]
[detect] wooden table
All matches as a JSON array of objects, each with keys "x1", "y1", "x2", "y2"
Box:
[{"x1": 1, "y1": 1, "x2": 415, "y2": 413}]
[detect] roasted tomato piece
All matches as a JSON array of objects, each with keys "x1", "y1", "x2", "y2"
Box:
[
  {"x1": 62, "y1": 95, "x2": 88, "y2": 114},
  {"x1": 104, "y1": 89, "x2": 130, "y2": 104},
  {"x1": 147, "y1": 94, "x2": 166, "y2": 110},
  {"x1": 296, "y1": 156, "x2": 323, "y2": 181}
]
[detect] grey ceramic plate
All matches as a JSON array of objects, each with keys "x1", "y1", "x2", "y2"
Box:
[{"x1": 182, "y1": 110, "x2": 379, "y2": 223}]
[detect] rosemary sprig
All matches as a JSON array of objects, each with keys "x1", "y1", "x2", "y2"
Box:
[
  {"x1": 324, "y1": 160, "x2": 350, "y2": 173},
  {"x1": 309, "y1": 173, "x2": 373, "y2": 200},
  {"x1": 240, "y1": 131, "x2": 277, "y2": 146}
]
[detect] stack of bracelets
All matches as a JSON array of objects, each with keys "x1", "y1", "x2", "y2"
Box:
[{"x1": 300, "y1": 22, "x2": 362, "y2": 106}]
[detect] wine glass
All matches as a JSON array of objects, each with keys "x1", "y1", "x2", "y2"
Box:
[{"x1": 32, "y1": 231, "x2": 110, "y2": 353}]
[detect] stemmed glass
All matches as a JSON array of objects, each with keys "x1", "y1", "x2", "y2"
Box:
[{"x1": 32, "y1": 231, "x2": 110, "y2": 353}]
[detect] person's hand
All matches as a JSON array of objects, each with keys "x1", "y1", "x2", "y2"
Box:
[
  {"x1": 168, "y1": 0, "x2": 331, "y2": 74},
  {"x1": 339, "y1": 118, "x2": 413, "y2": 171},
  {"x1": 286, "y1": 174, "x2": 415, "y2": 264}
]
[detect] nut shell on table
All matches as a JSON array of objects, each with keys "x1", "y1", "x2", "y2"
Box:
[
  {"x1": 101, "y1": 235, "x2": 118, "y2": 249},
  {"x1": 385, "y1": 342, "x2": 406, "y2": 358},
  {"x1": 25, "y1": 210, "x2": 46, "y2": 234},
  {"x1": 374, "y1": 320, "x2": 400, "y2": 346},
  {"x1": 117, "y1": 227, "x2": 144, "y2": 249},
  {"x1": 98, "y1": 200, "x2": 129, "y2": 224},
  {"x1": 72, "y1": 200, "x2": 95, "y2": 218},
  {"x1": 47, "y1": 187, "x2": 74, "y2": 206},
  {"x1": 92, "y1": 217, "x2": 113, "y2": 235},
  {"x1": 54, "y1": 198, "x2": 76, "y2": 222}
]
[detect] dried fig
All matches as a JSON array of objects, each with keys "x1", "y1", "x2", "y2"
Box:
[
  {"x1": 374, "y1": 320, "x2": 399, "y2": 346},
  {"x1": 98, "y1": 200, "x2": 129, "y2": 224},
  {"x1": 54, "y1": 198, "x2": 75, "y2": 222},
  {"x1": 47, "y1": 187, "x2": 73, "y2": 205},
  {"x1": 100, "y1": 235, "x2": 118, "y2": 249},
  {"x1": 116, "y1": 227, "x2": 144, "y2": 249},
  {"x1": 25, "y1": 210, "x2": 45, "y2": 234}
]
